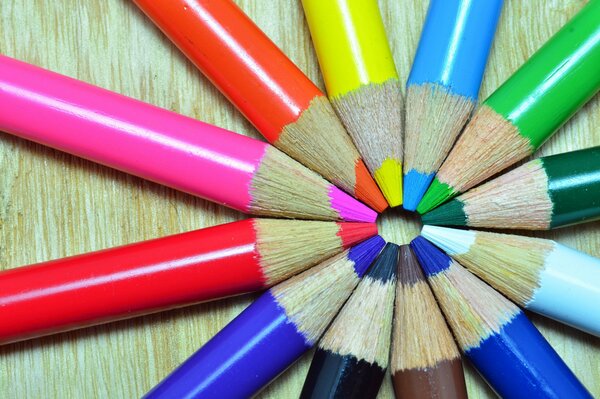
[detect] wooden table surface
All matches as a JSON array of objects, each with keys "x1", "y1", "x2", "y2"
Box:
[{"x1": 1, "y1": 0, "x2": 599, "y2": 397}]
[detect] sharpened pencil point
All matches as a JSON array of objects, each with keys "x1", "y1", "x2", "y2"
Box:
[
  {"x1": 337, "y1": 222, "x2": 378, "y2": 247},
  {"x1": 355, "y1": 160, "x2": 389, "y2": 213},
  {"x1": 365, "y1": 243, "x2": 399, "y2": 282},
  {"x1": 417, "y1": 178, "x2": 456, "y2": 214},
  {"x1": 374, "y1": 159, "x2": 403, "y2": 207},
  {"x1": 421, "y1": 199, "x2": 467, "y2": 226},
  {"x1": 328, "y1": 186, "x2": 378, "y2": 223},
  {"x1": 421, "y1": 225, "x2": 475, "y2": 256},
  {"x1": 403, "y1": 169, "x2": 434, "y2": 211},
  {"x1": 349, "y1": 235, "x2": 386, "y2": 277},
  {"x1": 410, "y1": 236, "x2": 452, "y2": 277}
]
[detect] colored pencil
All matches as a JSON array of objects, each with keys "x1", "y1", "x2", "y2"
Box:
[
  {"x1": 418, "y1": 0, "x2": 600, "y2": 214},
  {"x1": 144, "y1": 235, "x2": 386, "y2": 399},
  {"x1": 300, "y1": 243, "x2": 398, "y2": 399},
  {"x1": 301, "y1": 0, "x2": 404, "y2": 207},
  {"x1": 410, "y1": 237, "x2": 593, "y2": 398},
  {"x1": 391, "y1": 246, "x2": 467, "y2": 399},
  {"x1": 133, "y1": 0, "x2": 388, "y2": 212},
  {"x1": 0, "y1": 55, "x2": 376, "y2": 222},
  {"x1": 422, "y1": 146, "x2": 600, "y2": 230},
  {"x1": 0, "y1": 219, "x2": 377, "y2": 345},
  {"x1": 422, "y1": 226, "x2": 600, "y2": 337},
  {"x1": 403, "y1": 0, "x2": 503, "y2": 210}
]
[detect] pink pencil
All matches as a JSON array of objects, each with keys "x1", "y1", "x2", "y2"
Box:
[{"x1": 0, "y1": 55, "x2": 375, "y2": 222}]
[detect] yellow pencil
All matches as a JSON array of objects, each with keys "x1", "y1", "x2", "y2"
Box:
[{"x1": 301, "y1": 0, "x2": 404, "y2": 207}]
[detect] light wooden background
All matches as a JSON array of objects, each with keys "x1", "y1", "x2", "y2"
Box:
[{"x1": 0, "y1": 0, "x2": 599, "y2": 397}]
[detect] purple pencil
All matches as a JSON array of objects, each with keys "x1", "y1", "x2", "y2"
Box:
[{"x1": 144, "y1": 235, "x2": 385, "y2": 399}]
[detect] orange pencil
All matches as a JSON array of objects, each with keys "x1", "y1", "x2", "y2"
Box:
[{"x1": 134, "y1": 0, "x2": 387, "y2": 212}]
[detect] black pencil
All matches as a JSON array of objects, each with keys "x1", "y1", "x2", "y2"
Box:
[{"x1": 300, "y1": 243, "x2": 399, "y2": 399}]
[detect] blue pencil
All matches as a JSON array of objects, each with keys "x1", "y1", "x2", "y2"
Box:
[
  {"x1": 144, "y1": 235, "x2": 385, "y2": 399},
  {"x1": 410, "y1": 236, "x2": 592, "y2": 398},
  {"x1": 403, "y1": 0, "x2": 503, "y2": 211}
]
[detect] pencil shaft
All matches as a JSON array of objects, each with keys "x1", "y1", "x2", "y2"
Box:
[
  {"x1": 543, "y1": 146, "x2": 600, "y2": 227},
  {"x1": 144, "y1": 291, "x2": 310, "y2": 399},
  {"x1": 133, "y1": 0, "x2": 319, "y2": 142},
  {"x1": 0, "y1": 55, "x2": 264, "y2": 212},
  {"x1": 485, "y1": 0, "x2": 600, "y2": 147},
  {"x1": 407, "y1": 0, "x2": 503, "y2": 99},
  {"x1": 466, "y1": 312, "x2": 592, "y2": 398},
  {"x1": 301, "y1": 0, "x2": 398, "y2": 98}
]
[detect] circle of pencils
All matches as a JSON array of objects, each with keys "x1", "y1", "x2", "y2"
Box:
[
  {"x1": 411, "y1": 236, "x2": 593, "y2": 398},
  {"x1": 2, "y1": 0, "x2": 600, "y2": 397},
  {"x1": 418, "y1": 0, "x2": 600, "y2": 214},
  {"x1": 0, "y1": 219, "x2": 377, "y2": 345},
  {"x1": 402, "y1": 0, "x2": 503, "y2": 210},
  {"x1": 144, "y1": 236, "x2": 385, "y2": 398},
  {"x1": 133, "y1": 0, "x2": 388, "y2": 212},
  {"x1": 391, "y1": 246, "x2": 467, "y2": 399},
  {"x1": 422, "y1": 225, "x2": 600, "y2": 337},
  {"x1": 423, "y1": 145, "x2": 600, "y2": 230},
  {"x1": 301, "y1": 0, "x2": 404, "y2": 207},
  {"x1": 0, "y1": 55, "x2": 376, "y2": 223},
  {"x1": 300, "y1": 243, "x2": 399, "y2": 399}
]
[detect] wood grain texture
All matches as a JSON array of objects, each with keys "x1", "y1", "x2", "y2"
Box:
[{"x1": 0, "y1": 0, "x2": 598, "y2": 398}]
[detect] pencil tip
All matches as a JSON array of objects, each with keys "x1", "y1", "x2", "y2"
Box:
[
  {"x1": 374, "y1": 158, "x2": 403, "y2": 207},
  {"x1": 328, "y1": 185, "x2": 378, "y2": 223},
  {"x1": 402, "y1": 169, "x2": 434, "y2": 211},
  {"x1": 365, "y1": 242, "x2": 399, "y2": 282},
  {"x1": 337, "y1": 222, "x2": 378, "y2": 247},
  {"x1": 409, "y1": 236, "x2": 452, "y2": 277},
  {"x1": 421, "y1": 225, "x2": 475, "y2": 256},
  {"x1": 416, "y1": 178, "x2": 456, "y2": 214},
  {"x1": 398, "y1": 245, "x2": 425, "y2": 285},
  {"x1": 348, "y1": 235, "x2": 386, "y2": 277},
  {"x1": 421, "y1": 199, "x2": 467, "y2": 226},
  {"x1": 354, "y1": 160, "x2": 389, "y2": 213}
]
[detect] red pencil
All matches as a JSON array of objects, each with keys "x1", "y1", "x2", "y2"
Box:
[
  {"x1": 133, "y1": 0, "x2": 388, "y2": 212},
  {"x1": 0, "y1": 218, "x2": 376, "y2": 345}
]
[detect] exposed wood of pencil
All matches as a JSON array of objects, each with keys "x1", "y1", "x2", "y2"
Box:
[
  {"x1": 271, "y1": 250, "x2": 362, "y2": 343},
  {"x1": 278, "y1": 96, "x2": 387, "y2": 211},
  {"x1": 332, "y1": 79, "x2": 404, "y2": 204},
  {"x1": 436, "y1": 105, "x2": 532, "y2": 193},
  {"x1": 404, "y1": 84, "x2": 474, "y2": 176},
  {"x1": 391, "y1": 246, "x2": 466, "y2": 399},
  {"x1": 451, "y1": 231, "x2": 553, "y2": 305},
  {"x1": 427, "y1": 260, "x2": 519, "y2": 350}
]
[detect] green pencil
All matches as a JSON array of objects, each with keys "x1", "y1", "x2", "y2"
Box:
[
  {"x1": 417, "y1": 1, "x2": 600, "y2": 214},
  {"x1": 422, "y1": 146, "x2": 600, "y2": 230}
]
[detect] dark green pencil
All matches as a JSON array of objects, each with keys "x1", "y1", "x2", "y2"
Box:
[{"x1": 422, "y1": 146, "x2": 600, "y2": 230}]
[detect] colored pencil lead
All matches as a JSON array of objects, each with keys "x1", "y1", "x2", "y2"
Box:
[
  {"x1": 422, "y1": 225, "x2": 600, "y2": 337},
  {"x1": 144, "y1": 236, "x2": 385, "y2": 398},
  {"x1": 301, "y1": 0, "x2": 404, "y2": 207},
  {"x1": 417, "y1": 1, "x2": 600, "y2": 214},
  {"x1": 411, "y1": 236, "x2": 593, "y2": 398},
  {"x1": 422, "y1": 146, "x2": 600, "y2": 230},
  {"x1": 133, "y1": 0, "x2": 388, "y2": 212},
  {"x1": 0, "y1": 55, "x2": 376, "y2": 222},
  {"x1": 403, "y1": 0, "x2": 503, "y2": 210},
  {"x1": 300, "y1": 243, "x2": 399, "y2": 399},
  {"x1": 391, "y1": 245, "x2": 467, "y2": 399}
]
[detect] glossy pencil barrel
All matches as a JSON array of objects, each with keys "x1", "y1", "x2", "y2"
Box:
[
  {"x1": 132, "y1": 0, "x2": 318, "y2": 142},
  {"x1": 543, "y1": 146, "x2": 600, "y2": 227},
  {"x1": 466, "y1": 312, "x2": 592, "y2": 398},
  {"x1": 407, "y1": 0, "x2": 503, "y2": 99},
  {"x1": 485, "y1": 0, "x2": 600, "y2": 148},
  {"x1": 0, "y1": 219, "x2": 259, "y2": 344},
  {"x1": 145, "y1": 291, "x2": 311, "y2": 398},
  {"x1": 0, "y1": 55, "x2": 263, "y2": 212}
]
